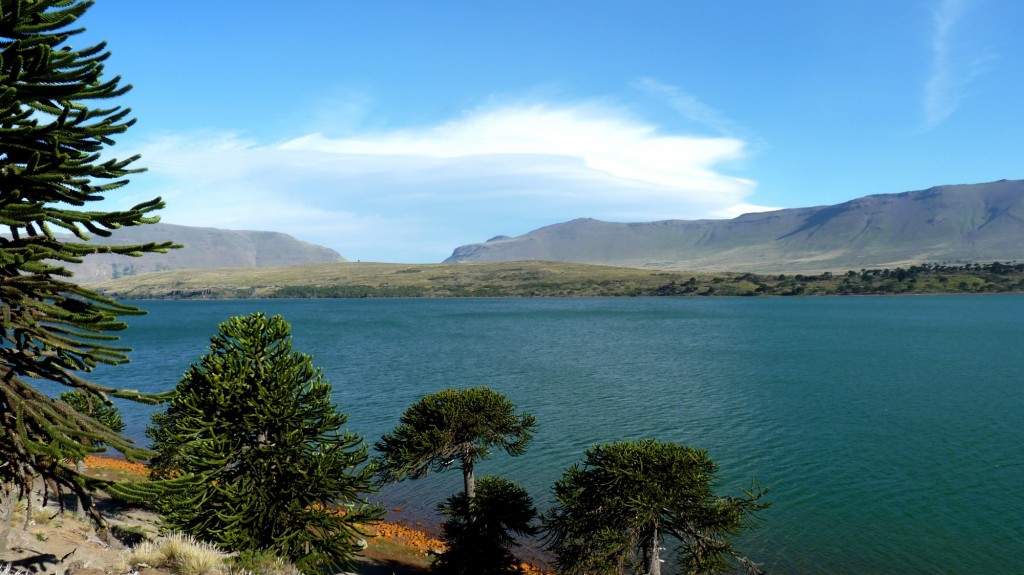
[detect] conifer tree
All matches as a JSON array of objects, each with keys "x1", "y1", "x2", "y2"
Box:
[
  {"x1": 544, "y1": 440, "x2": 769, "y2": 575},
  {"x1": 376, "y1": 387, "x2": 537, "y2": 573},
  {"x1": 375, "y1": 386, "x2": 536, "y2": 504},
  {"x1": 0, "y1": 0, "x2": 173, "y2": 528},
  {"x1": 147, "y1": 313, "x2": 382, "y2": 573},
  {"x1": 59, "y1": 389, "x2": 126, "y2": 443},
  {"x1": 435, "y1": 475, "x2": 537, "y2": 575}
]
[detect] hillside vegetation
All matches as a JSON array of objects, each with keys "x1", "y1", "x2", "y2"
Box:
[{"x1": 92, "y1": 260, "x2": 1024, "y2": 299}]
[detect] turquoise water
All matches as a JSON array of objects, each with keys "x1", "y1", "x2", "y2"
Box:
[{"x1": 93, "y1": 297, "x2": 1023, "y2": 574}]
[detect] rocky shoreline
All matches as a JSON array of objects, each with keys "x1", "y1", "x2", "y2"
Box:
[{"x1": 1, "y1": 456, "x2": 550, "y2": 575}]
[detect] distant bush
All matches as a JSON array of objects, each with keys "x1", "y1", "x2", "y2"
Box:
[{"x1": 59, "y1": 391, "x2": 126, "y2": 446}]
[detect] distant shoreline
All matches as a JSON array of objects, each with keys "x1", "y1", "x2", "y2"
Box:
[{"x1": 90, "y1": 260, "x2": 1024, "y2": 300}]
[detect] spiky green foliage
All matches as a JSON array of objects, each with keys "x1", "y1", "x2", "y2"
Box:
[
  {"x1": 375, "y1": 386, "x2": 536, "y2": 503},
  {"x1": 97, "y1": 470, "x2": 197, "y2": 506},
  {"x1": 0, "y1": 0, "x2": 174, "y2": 527},
  {"x1": 435, "y1": 475, "x2": 537, "y2": 575},
  {"x1": 544, "y1": 440, "x2": 769, "y2": 575},
  {"x1": 147, "y1": 313, "x2": 383, "y2": 573},
  {"x1": 59, "y1": 389, "x2": 125, "y2": 442}
]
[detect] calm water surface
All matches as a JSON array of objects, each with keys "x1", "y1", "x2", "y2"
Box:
[{"x1": 92, "y1": 296, "x2": 1024, "y2": 574}]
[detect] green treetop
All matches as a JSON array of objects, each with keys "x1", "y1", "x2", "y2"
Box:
[
  {"x1": 375, "y1": 386, "x2": 537, "y2": 503},
  {"x1": 147, "y1": 313, "x2": 382, "y2": 573},
  {"x1": 59, "y1": 389, "x2": 126, "y2": 445},
  {"x1": 0, "y1": 0, "x2": 174, "y2": 528},
  {"x1": 544, "y1": 439, "x2": 769, "y2": 575},
  {"x1": 376, "y1": 387, "x2": 538, "y2": 574}
]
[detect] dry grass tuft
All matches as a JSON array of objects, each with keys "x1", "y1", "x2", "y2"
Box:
[
  {"x1": 30, "y1": 508, "x2": 56, "y2": 526},
  {"x1": 118, "y1": 533, "x2": 231, "y2": 575},
  {"x1": 121, "y1": 538, "x2": 168, "y2": 569},
  {"x1": 116, "y1": 533, "x2": 304, "y2": 575}
]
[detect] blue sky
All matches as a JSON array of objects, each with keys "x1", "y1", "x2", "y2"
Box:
[{"x1": 79, "y1": 1, "x2": 1022, "y2": 262}]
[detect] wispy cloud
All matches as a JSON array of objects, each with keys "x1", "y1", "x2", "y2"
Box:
[
  {"x1": 117, "y1": 102, "x2": 773, "y2": 263},
  {"x1": 923, "y1": 0, "x2": 994, "y2": 130},
  {"x1": 635, "y1": 78, "x2": 742, "y2": 137}
]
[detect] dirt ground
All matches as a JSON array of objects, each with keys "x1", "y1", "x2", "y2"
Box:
[
  {"x1": 1, "y1": 457, "x2": 549, "y2": 575},
  {"x1": 1, "y1": 491, "x2": 435, "y2": 575},
  {"x1": 1, "y1": 486, "x2": 164, "y2": 575}
]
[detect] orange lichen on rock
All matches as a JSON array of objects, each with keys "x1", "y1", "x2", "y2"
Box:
[
  {"x1": 519, "y1": 562, "x2": 553, "y2": 575},
  {"x1": 367, "y1": 522, "x2": 552, "y2": 574},
  {"x1": 84, "y1": 454, "x2": 149, "y2": 476},
  {"x1": 368, "y1": 521, "x2": 446, "y2": 553}
]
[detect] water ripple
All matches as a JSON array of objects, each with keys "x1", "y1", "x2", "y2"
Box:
[{"x1": 98, "y1": 296, "x2": 1024, "y2": 574}]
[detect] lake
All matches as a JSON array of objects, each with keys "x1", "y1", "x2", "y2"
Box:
[{"x1": 89, "y1": 296, "x2": 1023, "y2": 574}]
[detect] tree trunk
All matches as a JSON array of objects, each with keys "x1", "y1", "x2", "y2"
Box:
[
  {"x1": 73, "y1": 458, "x2": 86, "y2": 516},
  {"x1": 0, "y1": 481, "x2": 13, "y2": 555},
  {"x1": 66, "y1": 479, "x2": 113, "y2": 545},
  {"x1": 462, "y1": 455, "x2": 476, "y2": 526},
  {"x1": 646, "y1": 523, "x2": 661, "y2": 575},
  {"x1": 462, "y1": 457, "x2": 475, "y2": 502}
]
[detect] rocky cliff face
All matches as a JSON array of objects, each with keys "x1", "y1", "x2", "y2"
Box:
[
  {"x1": 64, "y1": 223, "x2": 345, "y2": 283},
  {"x1": 445, "y1": 180, "x2": 1024, "y2": 273}
]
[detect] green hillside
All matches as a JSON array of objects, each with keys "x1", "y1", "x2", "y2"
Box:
[
  {"x1": 92, "y1": 260, "x2": 1024, "y2": 299},
  {"x1": 446, "y1": 180, "x2": 1024, "y2": 273}
]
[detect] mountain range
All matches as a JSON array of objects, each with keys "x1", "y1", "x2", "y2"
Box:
[
  {"x1": 68, "y1": 223, "x2": 345, "y2": 283},
  {"x1": 444, "y1": 180, "x2": 1024, "y2": 273}
]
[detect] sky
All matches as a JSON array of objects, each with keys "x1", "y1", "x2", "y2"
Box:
[{"x1": 76, "y1": 1, "x2": 1024, "y2": 263}]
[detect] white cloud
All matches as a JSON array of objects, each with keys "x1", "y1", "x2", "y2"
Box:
[
  {"x1": 634, "y1": 78, "x2": 742, "y2": 137},
  {"x1": 116, "y1": 101, "x2": 769, "y2": 263},
  {"x1": 923, "y1": 0, "x2": 994, "y2": 130}
]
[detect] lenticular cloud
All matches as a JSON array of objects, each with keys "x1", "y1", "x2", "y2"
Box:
[
  {"x1": 128, "y1": 102, "x2": 770, "y2": 262},
  {"x1": 280, "y1": 104, "x2": 754, "y2": 197}
]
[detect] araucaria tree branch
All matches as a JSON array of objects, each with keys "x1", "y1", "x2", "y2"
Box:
[{"x1": 0, "y1": 0, "x2": 177, "y2": 535}]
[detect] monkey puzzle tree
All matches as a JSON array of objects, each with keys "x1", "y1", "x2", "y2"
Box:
[
  {"x1": 376, "y1": 387, "x2": 537, "y2": 571},
  {"x1": 375, "y1": 386, "x2": 537, "y2": 504},
  {"x1": 544, "y1": 440, "x2": 769, "y2": 575},
  {"x1": 147, "y1": 313, "x2": 382, "y2": 573},
  {"x1": 434, "y1": 475, "x2": 537, "y2": 575},
  {"x1": 0, "y1": 0, "x2": 173, "y2": 527},
  {"x1": 59, "y1": 389, "x2": 126, "y2": 442}
]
